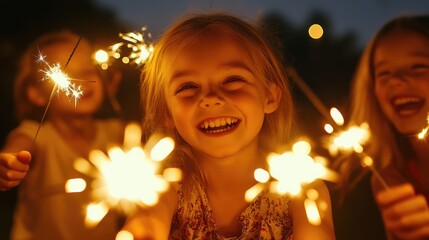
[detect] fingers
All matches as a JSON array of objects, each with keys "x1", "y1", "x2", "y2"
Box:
[
  {"x1": 392, "y1": 221, "x2": 429, "y2": 240},
  {"x1": 0, "y1": 152, "x2": 31, "y2": 172},
  {"x1": 0, "y1": 178, "x2": 21, "y2": 191},
  {"x1": 383, "y1": 195, "x2": 428, "y2": 220},
  {"x1": 377, "y1": 183, "x2": 429, "y2": 239},
  {"x1": 17, "y1": 150, "x2": 32, "y2": 164},
  {"x1": 0, "y1": 152, "x2": 31, "y2": 190},
  {"x1": 376, "y1": 184, "x2": 415, "y2": 207}
]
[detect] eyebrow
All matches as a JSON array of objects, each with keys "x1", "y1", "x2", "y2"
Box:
[
  {"x1": 169, "y1": 60, "x2": 253, "y2": 86},
  {"x1": 218, "y1": 60, "x2": 253, "y2": 73},
  {"x1": 375, "y1": 51, "x2": 429, "y2": 68}
]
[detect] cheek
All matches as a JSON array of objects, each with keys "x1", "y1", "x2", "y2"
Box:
[{"x1": 374, "y1": 84, "x2": 385, "y2": 104}]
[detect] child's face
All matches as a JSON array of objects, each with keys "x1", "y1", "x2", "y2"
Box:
[
  {"x1": 40, "y1": 40, "x2": 104, "y2": 117},
  {"x1": 373, "y1": 30, "x2": 429, "y2": 135},
  {"x1": 164, "y1": 36, "x2": 276, "y2": 158}
]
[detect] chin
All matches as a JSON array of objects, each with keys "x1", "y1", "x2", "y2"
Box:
[
  {"x1": 396, "y1": 126, "x2": 423, "y2": 137},
  {"x1": 198, "y1": 147, "x2": 240, "y2": 159}
]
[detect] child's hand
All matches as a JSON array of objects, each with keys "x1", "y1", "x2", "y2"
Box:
[
  {"x1": 0, "y1": 151, "x2": 31, "y2": 191},
  {"x1": 376, "y1": 183, "x2": 429, "y2": 240}
]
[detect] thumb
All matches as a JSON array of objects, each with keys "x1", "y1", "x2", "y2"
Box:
[{"x1": 17, "y1": 151, "x2": 32, "y2": 164}]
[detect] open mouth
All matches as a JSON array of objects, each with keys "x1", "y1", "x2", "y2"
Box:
[
  {"x1": 391, "y1": 97, "x2": 425, "y2": 116},
  {"x1": 199, "y1": 117, "x2": 240, "y2": 133}
]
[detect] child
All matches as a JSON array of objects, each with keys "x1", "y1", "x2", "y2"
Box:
[
  {"x1": 1, "y1": 30, "x2": 123, "y2": 240},
  {"x1": 347, "y1": 15, "x2": 429, "y2": 239},
  {"x1": 122, "y1": 13, "x2": 335, "y2": 239}
]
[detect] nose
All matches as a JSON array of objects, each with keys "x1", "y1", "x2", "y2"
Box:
[
  {"x1": 199, "y1": 92, "x2": 224, "y2": 108},
  {"x1": 388, "y1": 72, "x2": 409, "y2": 88}
]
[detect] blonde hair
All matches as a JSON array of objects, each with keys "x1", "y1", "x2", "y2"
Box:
[
  {"x1": 141, "y1": 13, "x2": 294, "y2": 199},
  {"x1": 14, "y1": 30, "x2": 88, "y2": 121},
  {"x1": 339, "y1": 15, "x2": 429, "y2": 188}
]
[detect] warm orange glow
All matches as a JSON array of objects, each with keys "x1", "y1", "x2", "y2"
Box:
[
  {"x1": 254, "y1": 168, "x2": 270, "y2": 183},
  {"x1": 94, "y1": 49, "x2": 109, "y2": 63},
  {"x1": 65, "y1": 178, "x2": 86, "y2": 193},
  {"x1": 330, "y1": 107, "x2": 344, "y2": 126},
  {"x1": 308, "y1": 24, "x2": 324, "y2": 39},
  {"x1": 305, "y1": 198, "x2": 321, "y2": 225},
  {"x1": 70, "y1": 123, "x2": 182, "y2": 225},
  {"x1": 324, "y1": 123, "x2": 334, "y2": 134},
  {"x1": 116, "y1": 230, "x2": 134, "y2": 240}
]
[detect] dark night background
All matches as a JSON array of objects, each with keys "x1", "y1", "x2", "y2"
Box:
[{"x1": 1, "y1": 0, "x2": 428, "y2": 239}]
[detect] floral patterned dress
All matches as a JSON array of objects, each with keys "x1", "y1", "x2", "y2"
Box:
[{"x1": 170, "y1": 179, "x2": 293, "y2": 239}]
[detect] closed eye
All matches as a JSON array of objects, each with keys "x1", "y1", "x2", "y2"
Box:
[
  {"x1": 223, "y1": 76, "x2": 247, "y2": 90},
  {"x1": 411, "y1": 64, "x2": 429, "y2": 71},
  {"x1": 175, "y1": 83, "x2": 198, "y2": 96},
  {"x1": 224, "y1": 76, "x2": 245, "y2": 83},
  {"x1": 375, "y1": 70, "x2": 390, "y2": 78}
]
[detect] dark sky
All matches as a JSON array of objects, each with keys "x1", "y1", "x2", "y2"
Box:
[{"x1": 95, "y1": 0, "x2": 429, "y2": 47}]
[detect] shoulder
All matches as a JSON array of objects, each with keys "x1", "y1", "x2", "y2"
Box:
[
  {"x1": 3, "y1": 120, "x2": 41, "y2": 151},
  {"x1": 8, "y1": 120, "x2": 39, "y2": 137}
]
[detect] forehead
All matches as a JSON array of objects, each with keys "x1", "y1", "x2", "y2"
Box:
[
  {"x1": 168, "y1": 34, "x2": 252, "y2": 72},
  {"x1": 40, "y1": 40, "x2": 93, "y2": 68},
  {"x1": 375, "y1": 30, "x2": 429, "y2": 57}
]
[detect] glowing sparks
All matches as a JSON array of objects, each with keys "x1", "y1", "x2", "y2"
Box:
[
  {"x1": 263, "y1": 140, "x2": 337, "y2": 196},
  {"x1": 330, "y1": 107, "x2": 344, "y2": 126},
  {"x1": 304, "y1": 197, "x2": 321, "y2": 225},
  {"x1": 37, "y1": 52, "x2": 83, "y2": 106},
  {"x1": 94, "y1": 27, "x2": 154, "y2": 70},
  {"x1": 245, "y1": 140, "x2": 338, "y2": 226},
  {"x1": 324, "y1": 108, "x2": 389, "y2": 189},
  {"x1": 246, "y1": 140, "x2": 338, "y2": 199},
  {"x1": 70, "y1": 122, "x2": 182, "y2": 227},
  {"x1": 328, "y1": 122, "x2": 370, "y2": 155},
  {"x1": 417, "y1": 113, "x2": 429, "y2": 139},
  {"x1": 325, "y1": 108, "x2": 371, "y2": 155},
  {"x1": 65, "y1": 178, "x2": 87, "y2": 193}
]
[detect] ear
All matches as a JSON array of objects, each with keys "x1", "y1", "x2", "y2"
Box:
[
  {"x1": 264, "y1": 83, "x2": 281, "y2": 114},
  {"x1": 27, "y1": 85, "x2": 47, "y2": 107}
]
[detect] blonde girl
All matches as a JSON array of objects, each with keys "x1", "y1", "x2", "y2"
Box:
[{"x1": 123, "y1": 13, "x2": 335, "y2": 239}]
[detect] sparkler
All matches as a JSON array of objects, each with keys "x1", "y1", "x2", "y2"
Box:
[
  {"x1": 286, "y1": 67, "x2": 389, "y2": 190},
  {"x1": 325, "y1": 108, "x2": 389, "y2": 190},
  {"x1": 31, "y1": 37, "x2": 83, "y2": 149},
  {"x1": 245, "y1": 140, "x2": 338, "y2": 225},
  {"x1": 69, "y1": 122, "x2": 182, "y2": 227},
  {"x1": 93, "y1": 27, "x2": 154, "y2": 118},
  {"x1": 94, "y1": 27, "x2": 154, "y2": 70}
]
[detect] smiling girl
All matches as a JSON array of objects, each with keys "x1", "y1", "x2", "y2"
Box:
[
  {"x1": 122, "y1": 13, "x2": 335, "y2": 239},
  {"x1": 347, "y1": 15, "x2": 429, "y2": 239}
]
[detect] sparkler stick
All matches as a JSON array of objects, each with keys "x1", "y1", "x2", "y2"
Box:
[
  {"x1": 286, "y1": 67, "x2": 339, "y2": 130},
  {"x1": 30, "y1": 37, "x2": 82, "y2": 150}
]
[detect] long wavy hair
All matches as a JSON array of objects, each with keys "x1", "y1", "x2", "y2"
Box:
[{"x1": 337, "y1": 15, "x2": 429, "y2": 189}]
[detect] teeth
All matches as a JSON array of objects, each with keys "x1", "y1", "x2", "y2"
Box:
[
  {"x1": 200, "y1": 117, "x2": 239, "y2": 130},
  {"x1": 393, "y1": 97, "x2": 421, "y2": 106}
]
